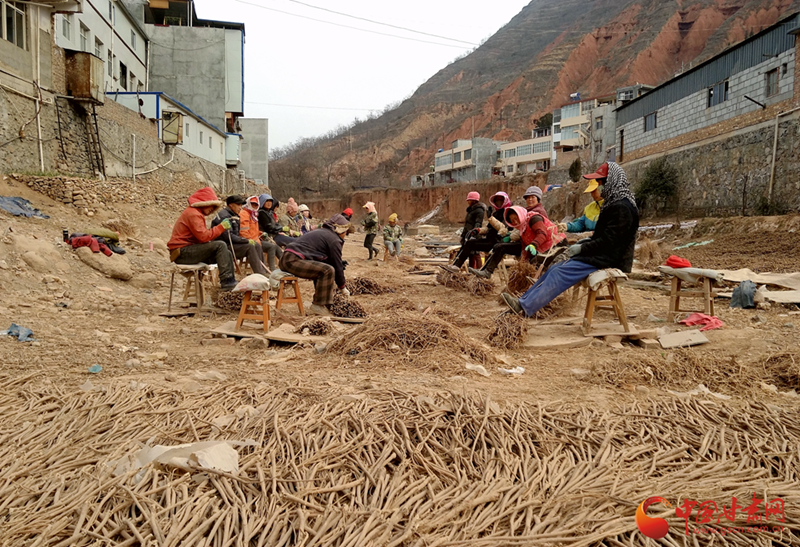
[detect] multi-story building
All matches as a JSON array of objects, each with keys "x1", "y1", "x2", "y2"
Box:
[
  {"x1": 433, "y1": 138, "x2": 499, "y2": 184},
  {"x1": 54, "y1": 0, "x2": 148, "y2": 93},
  {"x1": 587, "y1": 95, "x2": 617, "y2": 164},
  {"x1": 238, "y1": 118, "x2": 269, "y2": 184},
  {"x1": 552, "y1": 98, "x2": 592, "y2": 151},
  {"x1": 141, "y1": 0, "x2": 245, "y2": 134},
  {"x1": 497, "y1": 127, "x2": 552, "y2": 175}
]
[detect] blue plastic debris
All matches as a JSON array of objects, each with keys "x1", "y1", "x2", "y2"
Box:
[
  {"x1": 0, "y1": 323, "x2": 36, "y2": 342},
  {"x1": 0, "y1": 196, "x2": 49, "y2": 219},
  {"x1": 88, "y1": 364, "x2": 103, "y2": 374}
]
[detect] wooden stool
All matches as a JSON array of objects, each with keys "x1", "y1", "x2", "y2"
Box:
[
  {"x1": 168, "y1": 264, "x2": 212, "y2": 311},
  {"x1": 667, "y1": 276, "x2": 717, "y2": 322},
  {"x1": 275, "y1": 276, "x2": 304, "y2": 315},
  {"x1": 580, "y1": 269, "x2": 633, "y2": 336},
  {"x1": 235, "y1": 290, "x2": 270, "y2": 331}
]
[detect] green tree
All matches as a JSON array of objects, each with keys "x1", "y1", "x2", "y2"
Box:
[
  {"x1": 568, "y1": 157, "x2": 582, "y2": 182},
  {"x1": 535, "y1": 113, "x2": 553, "y2": 129},
  {"x1": 636, "y1": 157, "x2": 679, "y2": 217}
]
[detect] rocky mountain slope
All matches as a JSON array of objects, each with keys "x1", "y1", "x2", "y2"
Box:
[{"x1": 270, "y1": 0, "x2": 800, "y2": 197}]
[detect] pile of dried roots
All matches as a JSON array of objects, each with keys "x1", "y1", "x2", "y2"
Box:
[
  {"x1": 329, "y1": 293, "x2": 368, "y2": 318},
  {"x1": 506, "y1": 260, "x2": 538, "y2": 295},
  {"x1": 487, "y1": 312, "x2": 529, "y2": 349},
  {"x1": 345, "y1": 276, "x2": 395, "y2": 295},
  {"x1": 399, "y1": 255, "x2": 416, "y2": 265},
  {"x1": 592, "y1": 350, "x2": 800, "y2": 394},
  {"x1": 328, "y1": 311, "x2": 487, "y2": 368},
  {"x1": 1, "y1": 376, "x2": 798, "y2": 547},
  {"x1": 295, "y1": 317, "x2": 334, "y2": 336},
  {"x1": 436, "y1": 268, "x2": 468, "y2": 289},
  {"x1": 212, "y1": 289, "x2": 245, "y2": 312},
  {"x1": 636, "y1": 237, "x2": 665, "y2": 270},
  {"x1": 385, "y1": 296, "x2": 417, "y2": 311},
  {"x1": 466, "y1": 275, "x2": 496, "y2": 296}
]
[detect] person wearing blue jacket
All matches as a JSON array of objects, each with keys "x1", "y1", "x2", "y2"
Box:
[{"x1": 558, "y1": 180, "x2": 604, "y2": 234}]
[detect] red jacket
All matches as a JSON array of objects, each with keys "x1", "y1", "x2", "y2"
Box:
[{"x1": 167, "y1": 188, "x2": 225, "y2": 250}]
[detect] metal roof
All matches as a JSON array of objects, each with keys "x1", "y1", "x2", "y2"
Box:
[{"x1": 616, "y1": 12, "x2": 799, "y2": 127}]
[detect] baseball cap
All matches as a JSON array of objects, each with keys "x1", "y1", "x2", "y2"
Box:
[
  {"x1": 226, "y1": 195, "x2": 246, "y2": 206},
  {"x1": 583, "y1": 162, "x2": 609, "y2": 180},
  {"x1": 584, "y1": 180, "x2": 600, "y2": 193}
]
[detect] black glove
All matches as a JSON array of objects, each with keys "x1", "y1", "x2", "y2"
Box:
[{"x1": 342, "y1": 260, "x2": 348, "y2": 270}]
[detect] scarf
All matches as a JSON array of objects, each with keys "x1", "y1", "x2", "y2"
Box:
[{"x1": 600, "y1": 162, "x2": 637, "y2": 212}]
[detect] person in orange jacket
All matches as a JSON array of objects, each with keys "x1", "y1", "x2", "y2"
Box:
[{"x1": 167, "y1": 187, "x2": 237, "y2": 290}]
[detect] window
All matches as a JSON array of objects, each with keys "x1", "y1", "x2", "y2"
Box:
[
  {"x1": 595, "y1": 116, "x2": 603, "y2": 130},
  {"x1": 463, "y1": 149, "x2": 471, "y2": 161},
  {"x1": 533, "y1": 141, "x2": 550, "y2": 154},
  {"x1": 644, "y1": 112, "x2": 657, "y2": 132},
  {"x1": 707, "y1": 80, "x2": 729, "y2": 107},
  {"x1": 516, "y1": 144, "x2": 532, "y2": 156},
  {"x1": 561, "y1": 125, "x2": 580, "y2": 140},
  {"x1": 108, "y1": 0, "x2": 115, "y2": 24},
  {"x1": 129, "y1": 73, "x2": 136, "y2": 91},
  {"x1": 199, "y1": 130, "x2": 203, "y2": 145},
  {"x1": 619, "y1": 90, "x2": 634, "y2": 102},
  {"x1": 434, "y1": 154, "x2": 452, "y2": 167},
  {"x1": 185, "y1": 123, "x2": 189, "y2": 139},
  {"x1": 553, "y1": 124, "x2": 561, "y2": 134},
  {"x1": 561, "y1": 103, "x2": 580, "y2": 119},
  {"x1": 130, "y1": 30, "x2": 136, "y2": 50},
  {"x1": 62, "y1": 13, "x2": 71, "y2": 40},
  {"x1": 581, "y1": 100, "x2": 594, "y2": 113},
  {"x1": 107, "y1": 51, "x2": 113, "y2": 76},
  {"x1": 594, "y1": 141, "x2": 603, "y2": 156},
  {"x1": 453, "y1": 151, "x2": 461, "y2": 162},
  {"x1": 79, "y1": 23, "x2": 89, "y2": 51},
  {"x1": 94, "y1": 37, "x2": 103, "y2": 58},
  {"x1": 119, "y1": 62, "x2": 127, "y2": 89},
  {"x1": 209, "y1": 136, "x2": 212, "y2": 149},
  {"x1": 504, "y1": 149, "x2": 516, "y2": 158},
  {"x1": 507, "y1": 165, "x2": 514, "y2": 173},
  {"x1": 765, "y1": 68, "x2": 779, "y2": 98},
  {"x1": 2, "y1": 1, "x2": 26, "y2": 49}
]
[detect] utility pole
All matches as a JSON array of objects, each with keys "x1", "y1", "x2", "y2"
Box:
[{"x1": 188, "y1": 0, "x2": 192, "y2": 26}]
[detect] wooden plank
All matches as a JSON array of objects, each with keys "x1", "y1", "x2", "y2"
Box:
[
  {"x1": 263, "y1": 323, "x2": 332, "y2": 345},
  {"x1": 658, "y1": 329, "x2": 709, "y2": 349},
  {"x1": 582, "y1": 322, "x2": 639, "y2": 338},
  {"x1": 330, "y1": 317, "x2": 366, "y2": 324},
  {"x1": 210, "y1": 321, "x2": 265, "y2": 339},
  {"x1": 522, "y1": 325, "x2": 593, "y2": 350}
]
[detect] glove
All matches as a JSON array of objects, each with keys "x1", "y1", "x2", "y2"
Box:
[
  {"x1": 220, "y1": 219, "x2": 232, "y2": 230},
  {"x1": 525, "y1": 244, "x2": 537, "y2": 257},
  {"x1": 291, "y1": 231, "x2": 302, "y2": 237},
  {"x1": 341, "y1": 287, "x2": 350, "y2": 297},
  {"x1": 577, "y1": 238, "x2": 591, "y2": 244},
  {"x1": 557, "y1": 222, "x2": 568, "y2": 233},
  {"x1": 248, "y1": 239, "x2": 257, "y2": 245},
  {"x1": 567, "y1": 244, "x2": 582, "y2": 257},
  {"x1": 502, "y1": 235, "x2": 511, "y2": 243},
  {"x1": 342, "y1": 260, "x2": 349, "y2": 270},
  {"x1": 281, "y1": 226, "x2": 290, "y2": 233}
]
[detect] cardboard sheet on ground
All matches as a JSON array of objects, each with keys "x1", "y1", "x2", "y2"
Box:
[
  {"x1": 718, "y1": 269, "x2": 800, "y2": 291},
  {"x1": 523, "y1": 325, "x2": 592, "y2": 349},
  {"x1": 658, "y1": 329, "x2": 709, "y2": 349}
]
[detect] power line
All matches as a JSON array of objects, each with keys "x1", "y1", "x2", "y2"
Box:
[
  {"x1": 234, "y1": 0, "x2": 471, "y2": 49},
  {"x1": 281, "y1": 0, "x2": 478, "y2": 46},
  {"x1": 245, "y1": 100, "x2": 379, "y2": 112}
]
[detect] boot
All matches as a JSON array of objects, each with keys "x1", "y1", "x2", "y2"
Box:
[
  {"x1": 308, "y1": 303, "x2": 332, "y2": 316},
  {"x1": 468, "y1": 267, "x2": 492, "y2": 279},
  {"x1": 440, "y1": 264, "x2": 460, "y2": 274},
  {"x1": 220, "y1": 278, "x2": 238, "y2": 291}
]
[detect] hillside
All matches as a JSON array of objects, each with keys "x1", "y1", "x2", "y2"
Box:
[{"x1": 270, "y1": 0, "x2": 800, "y2": 198}]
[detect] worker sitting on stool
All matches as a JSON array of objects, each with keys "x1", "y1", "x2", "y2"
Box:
[
  {"x1": 279, "y1": 214, "x2": 351, "y2": 316},
  {"x1": 212, "y1": 195, "x2": 269, "y2": 276},
  {"x1": 502, "y1": 162, "x2": 639, "y2": 317},
  {"x1": 168, "y1": 187, "x2": 237, "y2": 291}
]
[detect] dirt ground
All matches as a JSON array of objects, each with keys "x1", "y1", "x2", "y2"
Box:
[{"x1": 1, "y1": 175, "x2": 799, "y2": 545}]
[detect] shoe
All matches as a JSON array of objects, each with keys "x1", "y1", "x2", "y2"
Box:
[
  {"x1": 468, "y1": 267, "x2": 492, "y2": 279},
  {"x1": 502, "y1": 292, "x2": 524, "y2": 316},
  {"x1": 308, "y1": 304, "x2": 332, "y2": 316},
  {"x1": 439, "y1": 264, "x2": 460, "y2": 273},
  {"x1": 220, "y1": 278, "x2": 238, "y2": 292}
]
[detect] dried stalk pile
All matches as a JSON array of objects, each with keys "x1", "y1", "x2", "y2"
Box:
[
  {"x1": 329, "y1": 293, "x2": 368, "y2": 318},
  {"x1": 399, "y1": 255, "x2": 416, "y2": 265},
  {"x1": 636, "y1": 237, "x2": 665, "y2": 270},
  {"x1": 101, "y1": 218, "x2": 140, "y2": 238},
  {"x1": 1, "y1": 375, "x2": 798, "y2": 547},
  {"x1": 591, "y1": 350, "x2": 800, "y2": 394},
  {"x1": 328, "y1": 311, "x2": 487, "y2": 368},
  {"x1": 466, "y1": 275, "x2": 496, "y2": 296},
  {"x1": 212, "y1": 289, "x2": 245, "y2": 312},
  {"x1": 385, "y1": 296, "x2": 417, "y2": 311},
  {"x1": 296, "y1": 317, "x2": 334, "y2": 336},
  {"x1": 345, "y1": 276, "x2": 395, "y2": 295},
  {"x1": 436, "y1": 268, "x2": 468, "y2": 290},
  {"x1": 506, "y1": 260, "x2": 538, "y2": 295},
  {"x1": 487, "y1": 312, "x2": 529, "y2": 349},
  {"x1": 529, "y1": 290, "x2": 574, "y2": 320}
]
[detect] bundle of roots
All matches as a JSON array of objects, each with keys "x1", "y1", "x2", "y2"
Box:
[
  {"x1": 487, "y1": 312, "x2": 529, "y2": 349},
  {"x1": 636, "y1": 237, "x2": 664, "y2": 270},
  {"x1": 436, "y1": 268, "x2": 468, "y2": 290},
  {"x1": 212, "y1": 289, "x2": 245, "y2": 312},
  {"x1": 385, "y1": 296, "x2": 417, "y2": 311},
  {"x1": 101, "y1": 218, "x2": 140, "y2": 238},
  {"x1": 328, "y1": 311, "x2": 487, "y2": 367},
  {"x1": 296, "y1": 317, "x2": 334, "y2": 336},
  {"x1": 466, "y1": 275, "x2": 495, "y2": 296},
  {"x1": 345, "y1": 276, "x2": 395, "y2": 295},
  {"x1": 329, "y1": 293, "x2": 368, "y2": 318},
  {"x1": 398, "y1": 255, "x2": 416, "y2": 265},
  {"x1": 506, "y1": 260, "x2": 539, "y2": 295}
]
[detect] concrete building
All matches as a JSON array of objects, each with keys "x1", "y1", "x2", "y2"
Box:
[
  {"x1": 615, "y1": 13, "x2": 798, "y2": 164},
  {"x1": 433, "y1": 138, "x2": 499, "y2": 184},
  {"x1": 616, "y1": 83, "x2": 655, "y2": 106},
  {"x1": 497, "y1": 127, "x2": 552, "y2": 175},
  {"x1": 54, "y1": 0, "x2": 148, "y2": 93},
  {"x1": 112, "y1": 91, "x2": 231, "y2": 168},
  {"x1": 587, "y1": 95, "x2": 617, "y2": 164},
  {"x1": 238, "y1": 118, "x2": 269, "y2": 184},
  {"x1": 552, "y1": 99, "x2": 592, "y2": 151},
  {"x1": 141, "y1": 0, "x2": 244, "y2": 133}
]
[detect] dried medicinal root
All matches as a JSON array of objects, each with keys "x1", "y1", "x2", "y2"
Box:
[
  {"x1": 487, "y1": 312, "x2": 529, "y2": 349},
  {"x1": 329, "y1": 293, "x2": 368, "y2": 318},
  {"x1": 296, "y1": 317, "x2": 334, "y2": 336},
  {"x1": 467, "y1": 275, "x2": 495, "y2": 296},
  {"x1": 213, "y1": 290, "x2": 245, "y2": 312},
  {"x1": 436, "y1": 269, "x2": 469, "y2": 290},
  {"x1": 345, "y1": 276, "x2": 395, "y2": 295},
  {"x1": 506, "y1": 260, "x2": 538, "y2": 295}
]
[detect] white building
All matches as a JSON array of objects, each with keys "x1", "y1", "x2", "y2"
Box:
[
  {"x1": 54, "y1": 0, "x2": 148, "y2": 93},
  {"x1": 498, "y1": 128, "x2": 552, "y2": 175},
  {"x1": 112, "y1": 91, "x2": 235, "y2": 168}
]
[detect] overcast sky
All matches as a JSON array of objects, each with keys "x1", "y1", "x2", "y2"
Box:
[{"x1": 194, "y1": 0, "x2": 532, "y2": 150}]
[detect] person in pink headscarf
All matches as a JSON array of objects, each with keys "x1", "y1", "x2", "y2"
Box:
[
  {"x1": 443, "y1": 191, "x2": 509, "y2": 273},
  {"x1": 360, "y1": 201, "x2": 380, "y2": 259}
]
